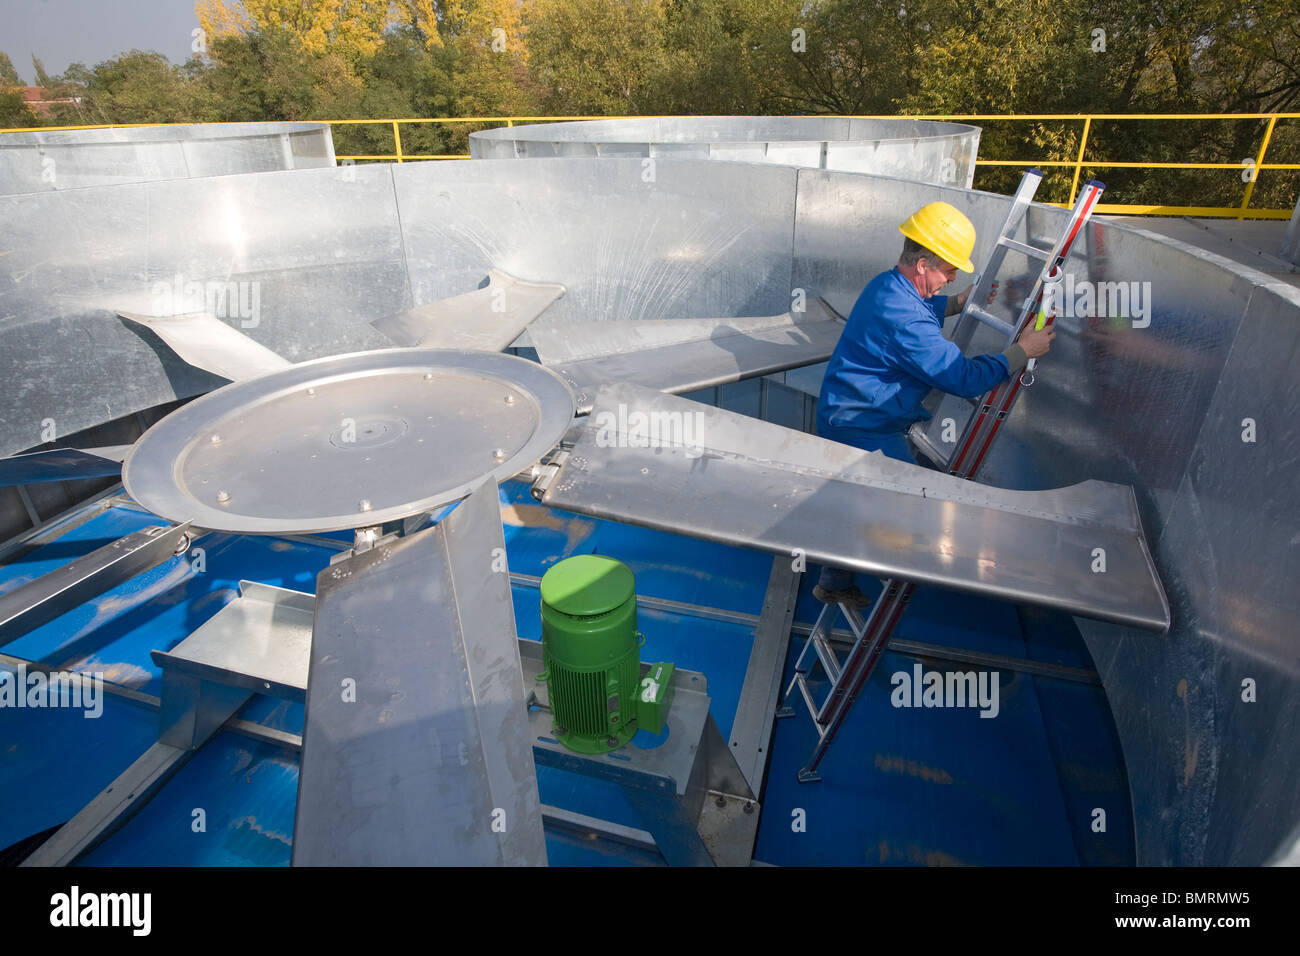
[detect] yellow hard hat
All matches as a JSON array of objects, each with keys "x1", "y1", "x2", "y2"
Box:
[{"x1": 899, "y1": 201, "x2": 976, "y2": 273}]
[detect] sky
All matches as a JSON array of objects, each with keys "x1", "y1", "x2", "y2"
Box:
[{"x1": 0, "y1": 0, "x2": 198, "y2": 83}]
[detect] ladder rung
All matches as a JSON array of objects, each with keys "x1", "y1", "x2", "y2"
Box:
[
  {"x1": 964, "y1": 305, "x2": 1017, "y2": 338},
  {"x1": 812, "y1": 634, "x2": 841, "y2": 683},
  {"x1": 792, "y1": 674, "x2": 828, "y2": 740},
  {"x1": 998, "y1": 236, "x2": 1052, "y2": 260},
  {"x1": 791, "y1": 630, "x2": 819, "y2": 675},
  {"x1": 840, "y1": 602, "x2": 869, "y2": 641}
]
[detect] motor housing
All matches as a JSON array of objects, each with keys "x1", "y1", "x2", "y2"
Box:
[{"x1": 538, "y1": 554, "x2": 672, "y2": 754}]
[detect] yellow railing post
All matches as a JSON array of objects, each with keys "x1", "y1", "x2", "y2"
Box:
[
  {"x1": 1068, "y1": 116, "x2": 1093, "y2": 206},
  {"x1": 1238, "y1": 115, "x2": 1276, "y2": 219},
  {"x1": 392, "y1": 120, "x2": 404, "y2": 163}
]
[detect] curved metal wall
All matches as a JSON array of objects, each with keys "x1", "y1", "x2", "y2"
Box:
[
  {"x1": 470, "y1": 116, "x2": 982, "y2": 188},
  {"x1": 1, "y1": 155, "x2": 1297, "y2": 865},
  {"x1": 0, "y1": 121, "x2": 335, "y2": 194}
]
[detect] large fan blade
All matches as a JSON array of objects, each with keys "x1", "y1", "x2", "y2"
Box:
[
  {"x1": 545, "y1": 299, "x2": 843, "y2": 413},
  {"x1": 371, "y1": 269, "x2": 565, "y2": 351},
  {"x1": 118, "y1": 310, "x2": 291, "y2": 381},
  {"x1": 540, "y1": 383, "x2": 1169, "y2": 632},
  {"x1": 0, "y1": 445, "x2": 131, "y2": 485},
  {"x1": 293, "y1": 478, "x2": 546, "y2": 865},
  {"x1": 530, "y1": 298, "x2": 840, "y2": 365}
]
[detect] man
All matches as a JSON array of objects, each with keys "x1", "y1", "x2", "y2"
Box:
[{"x1": 813, "y1": 200, "x2": 1055, "y2": 606}]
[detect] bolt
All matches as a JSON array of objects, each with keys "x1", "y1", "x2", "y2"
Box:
[
  {"x1": 358, "y1": 499, "x2": 372, "y2": 512},
  {"x1": 553, "y1": 726, "x2": 565, "y2": 737},
  {"x1": 493, "y1": 448, "x2": 506, "y2": 461},
  {"x1": 423, "y1": 372, "x2": 434, "y2": 381},
  {"x1": 504, "y1": 394, "x2": 515, "y2": 405},
  {"x1": 306, "y1": 387, "x2": 316, "y2": 397},
  {"x1": 209, "y1": 434, "x2": 221, "y2": 445},
  {"x1": 743, "y1": 801, "x2": 755, "y2": 814},
  {"x1": 715, "y1": 795, "x2": 727, "y2": 809},
  {"x1": 173, "y1": 533, "x2": 191, "y2": 555},
  {"x1": 606, "y1": 736, "x2": 619, "y2": 748},
  {"x1": 216, "y1": 490, "x2": 230, "y2": 504}
]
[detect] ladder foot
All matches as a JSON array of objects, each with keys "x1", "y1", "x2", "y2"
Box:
[
  {"x1": 797, "y1": 768, "x2": 822, "y2": 784},
  {"x1": 775, "y1": 706, "x2": 795, "y2": 719}
]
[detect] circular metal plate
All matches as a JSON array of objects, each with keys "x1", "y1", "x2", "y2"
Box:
[{"x1": 124, "y1": 349, "x2": 575, "y2": 534}]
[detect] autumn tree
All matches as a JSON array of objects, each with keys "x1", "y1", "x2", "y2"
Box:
[{"x1": 0, "y1": 51, "x2": 23, "y2": 87}]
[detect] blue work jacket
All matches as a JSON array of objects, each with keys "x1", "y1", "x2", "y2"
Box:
[{"x1": 817, "y1": 268, "x2": 1010, "y2": 439}]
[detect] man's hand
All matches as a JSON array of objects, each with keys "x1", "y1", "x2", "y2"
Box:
[
  {"x1": 1019, "y1": 326, "x2": 1055, "y2": 359},
  {"x1": 954, "y1": 280, "x2": 998, "y2": 312}
]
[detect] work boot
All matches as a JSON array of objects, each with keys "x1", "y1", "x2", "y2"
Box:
[{"x1": 813, "y1": 584, "x2": 873, "y2": 609}]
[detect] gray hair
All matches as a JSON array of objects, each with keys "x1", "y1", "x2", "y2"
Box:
[{"x1": 899, "y1": 237, "x2": 935, "y2": 268}]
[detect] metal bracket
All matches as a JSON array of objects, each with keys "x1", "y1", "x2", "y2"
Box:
[{"x1": 529, "y1": 449, "x2": 569, "y2": 501}]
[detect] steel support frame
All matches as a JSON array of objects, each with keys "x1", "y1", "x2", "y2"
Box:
[
  {"x1": 0, "y1": 521, "x2": 194, "y2": 647},
  {"x1": 728, "y1": 556, "x2": 800, "y2": 795}
]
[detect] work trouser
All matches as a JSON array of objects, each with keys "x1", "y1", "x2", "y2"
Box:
[{"x1": 815, "y1": 426, "x2": 918, "y2": 592}]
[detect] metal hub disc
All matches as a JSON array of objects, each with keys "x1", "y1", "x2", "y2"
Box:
[{"x1": 124, "y1": 348, "x2": 575, "y2": 534}]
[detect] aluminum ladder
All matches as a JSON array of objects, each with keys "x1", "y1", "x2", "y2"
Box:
[{"x1": 778, "y1": 170, "x2": 1107, "y2": 782}]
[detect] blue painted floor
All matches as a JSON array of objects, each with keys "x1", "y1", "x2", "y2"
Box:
[{"x1": 0, "y1": 483, "x2": 1133, "y2": 866}]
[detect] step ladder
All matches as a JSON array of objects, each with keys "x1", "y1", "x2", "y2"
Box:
[
  {"x1": 779, "y1": 171, "x2": 1106, "y2": 782},
  {"x1": 912, "y1": 171, "x2": 1105, "y2": 475},
  {"x1": 777, "y1": 581, "x2": 915, "y2": 782},
  {"x1": 948, "y1": 168, "x2": 1052, "y2": 348}
]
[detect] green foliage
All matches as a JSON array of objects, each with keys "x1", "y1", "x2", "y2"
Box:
[
  {"x1": 0, "y1": 90, "x2": 37, "y2": 128},
  {"x1": 525, "y1": 0, "x2": 672, "y2": 114},
  {"x1": 31, "y1": 57, "x2": 53, "y2": 88},
  {"x1": 0, "y1": 50, "x2": 22, "y2": 86}
]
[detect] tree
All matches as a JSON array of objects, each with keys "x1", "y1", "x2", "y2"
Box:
[
  {"x1": 525, "y1": 0, "x2": 672, "y2": 114},
  {"x1": 0, "y1": 90, "x2": 37, "y2": 128},
  {"x1": 68, "y1": 51, "x2": 195, "y2": 125},
  {"x1": 31, "y1": 56, "x2": 53, "y2": 88},
  {"x1": 196, "y1": 0, "x2": 433, "y2": 60},
  {"x1": 0, "y1": 50, "x2": 23, "y2": 86}
]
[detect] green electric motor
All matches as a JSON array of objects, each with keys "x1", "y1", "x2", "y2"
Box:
[{"x1": 538, "y1": 554, "x2": 674, "y2": 754}]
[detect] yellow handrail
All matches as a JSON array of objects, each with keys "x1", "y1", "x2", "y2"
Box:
[
  {"x1": 1067, "y1": 116, "x2": 1092, "y2": 206},
  {"x1": 1239, "y1": 115, "x2": 1278, "y2": 217},
  {"x1": 3, "y1": 113, "x2": 1296, "y2": 219}
]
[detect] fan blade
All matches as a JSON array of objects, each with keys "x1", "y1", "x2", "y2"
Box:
[
  {"x1": 540, "y1": 383, "x2": 1169, "y2": 632},
  {"x1": 293, "y1": 478, "x2": 546, "y2": 866},
  {"x1": 530, "y1": 297, "x2": 840, "y2": 365},
  {"x1": 0, "y1": 445, "x2": 132, "y2": 485},
  {"x1": 118, "y1": 310, "x2": 291, "y2": 381},
  {"x1": 547, "y1": 300, "x2": 843, "y2": 414},
  {"x1": 371, "y1": 268, "x2": 564, "y2": 351}
]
